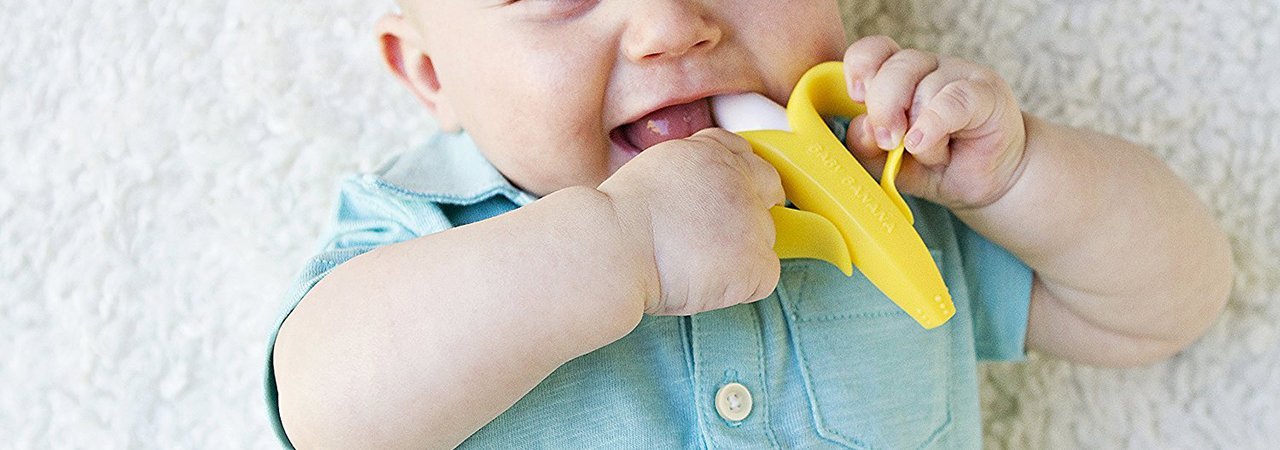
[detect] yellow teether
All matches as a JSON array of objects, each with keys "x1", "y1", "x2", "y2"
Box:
[{"x1": 712, "y1": 62, "x2": 954, "y2": 329}]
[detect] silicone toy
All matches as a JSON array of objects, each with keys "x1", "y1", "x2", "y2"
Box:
[{"x1": 711, "y1": 62, "x2": 955, "y2": 329}]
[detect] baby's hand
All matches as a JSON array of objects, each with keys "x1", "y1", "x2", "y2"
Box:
[
  {"x1": 842, "y1": 36, "x2": 1028, "y2": 209},
  {"x1": 598, "y1": 129, "x2": 784, "y2": 316}
]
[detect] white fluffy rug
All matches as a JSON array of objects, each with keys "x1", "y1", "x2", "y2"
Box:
[{"x1": 3, "y1": 0, "x2": 1276, "y2": 448}]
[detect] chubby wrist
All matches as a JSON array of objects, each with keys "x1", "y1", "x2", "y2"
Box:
[
  {"x1": 552, "y1": 186, "x2": 656, "y2": 342},
  {"x1": 588, "y1": 181, "x2": 664, "y2": 312},
  {"x1": 950, "y1": 112, "x2": 1085, "y2": 264},
  {"x1": 953, "y1": 111, "x2": 1035, "y2": 218}
]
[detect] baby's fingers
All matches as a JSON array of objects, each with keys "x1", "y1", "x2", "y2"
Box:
[
  {"x1": 843, "y1": 35, "x2": 900, "y2": 102},
  {"x1": 746, "y1": 248, "x2": 781, "y2": 304},
  {"x1": 844, "y1": 114, "x2": 888, "y2": 177},
  {"x1": 688, "y1": 129, "x2": 785, "y2": 208},
  {"x1": 862, "y1": 49, "x2": 939, "y2": 150},
  {"x1": 906, "y1": 78, "x2": 998, "y2": 167}
]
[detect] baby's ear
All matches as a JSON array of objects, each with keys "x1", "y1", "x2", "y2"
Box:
[{"x1": 376, "y1": 14, "x2": 461, "y2": 131}]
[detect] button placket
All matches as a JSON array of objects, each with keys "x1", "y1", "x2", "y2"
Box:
[{"x1": 689, "y1": 303, "x2": 777, "y2": 447}]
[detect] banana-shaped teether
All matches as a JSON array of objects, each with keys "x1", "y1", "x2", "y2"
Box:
[{"x1": 712, "y1": 62, "x2": 955, "y2": 330}]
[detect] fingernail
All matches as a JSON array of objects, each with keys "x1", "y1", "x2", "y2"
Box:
[
  {"x1": 874, "y1": 126, "x2": 893, "y2": 150},
  {"x1": 851, "y1": 80, "x2": 866, "y2": 101},
  {"x1": 906, "y1": 129, "x2": 923, "y2": 148}
]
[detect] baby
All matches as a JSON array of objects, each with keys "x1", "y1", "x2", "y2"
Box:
[{"x1": 267, "y1": 1, "x2": 1234, "y2": 448}]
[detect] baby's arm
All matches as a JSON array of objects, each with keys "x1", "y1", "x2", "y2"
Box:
[
  {"x1": 272, "y1": 130, "x2": 784, "y2": 448},
  {"x1": 962, "y1": 115, "x2": 1233, "y2": 366},
  {"x1": 273, "y1": 186, "x2": 647, "y2": 448},
  {"x1": 842, "y1": 36, "x2": 1233, "y2": 367}
]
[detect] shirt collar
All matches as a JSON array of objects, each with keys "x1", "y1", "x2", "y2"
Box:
[{"x1": 373, "y1": 131, "x2": 538, "y2": 207}]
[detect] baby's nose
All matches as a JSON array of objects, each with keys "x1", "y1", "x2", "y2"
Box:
[{"x1": 622, "y1": 1, "x2": 722, "y2": 62}]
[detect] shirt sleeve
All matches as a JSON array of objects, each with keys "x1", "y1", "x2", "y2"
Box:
[
  {"x1": 263, "y1": 175, "x2": 452, "y2": 447},
  {"x1": 952, "y1": 215, "x2": 1034, "y2": 362}
]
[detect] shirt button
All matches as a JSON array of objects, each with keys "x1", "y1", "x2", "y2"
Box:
[{"x1": 715, "y1": 382, "x2": 753, "y2": 422}]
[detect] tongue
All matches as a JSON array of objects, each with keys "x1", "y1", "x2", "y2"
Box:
[{"x1": 621, "y1": 98, "x2": 716, "y2": 151}]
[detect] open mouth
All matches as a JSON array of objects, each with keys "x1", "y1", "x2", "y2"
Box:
[{"x1": 610, "y1": 98, "x2": 717, "y2": 156}]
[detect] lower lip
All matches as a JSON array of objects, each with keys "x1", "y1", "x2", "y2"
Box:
[{"x1": 610, "y1": 127, "x2": 644, "y2": 157}]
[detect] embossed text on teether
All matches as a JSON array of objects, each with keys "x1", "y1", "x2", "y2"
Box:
[{"x1": 807, "y1": 143, "x2": 896, "y2": 234}]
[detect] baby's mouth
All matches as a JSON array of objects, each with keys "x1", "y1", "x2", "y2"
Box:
[{"x1": 611, "y1": 98, "x2": 717, "y2": 154}]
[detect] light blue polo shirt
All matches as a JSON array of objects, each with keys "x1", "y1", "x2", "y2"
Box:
[{"x1": 265, "y1": 127, "x2": 1033, "y2": 449}]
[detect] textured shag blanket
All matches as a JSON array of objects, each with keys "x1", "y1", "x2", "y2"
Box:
[{"x1": 2, "y1": 0, "x2": 1276, "y2": 447}]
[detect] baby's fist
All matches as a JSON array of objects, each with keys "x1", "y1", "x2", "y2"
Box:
[
  {"x1": 842, "y1": 35, "x2": 1027, "y2": 209},
  {"x1": 598, "y1": 129, "x2": 784, "y2": 316}
]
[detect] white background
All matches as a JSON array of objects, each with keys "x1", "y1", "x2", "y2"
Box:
[{"x1": 2, "y1": 0, "x2": 1277, "y2": 448}]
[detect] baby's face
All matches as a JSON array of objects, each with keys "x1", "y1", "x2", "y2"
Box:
[{"x1": 400, "y1": 1, "x2": 847, "y2": 195}]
